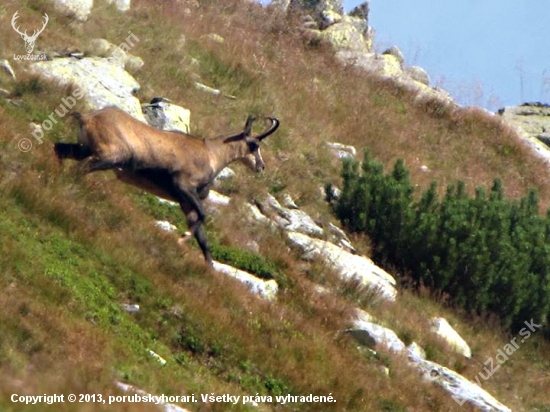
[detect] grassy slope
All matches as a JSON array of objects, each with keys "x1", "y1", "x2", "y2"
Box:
[{"x1": 0, "y1": 0, "x2": 549, "y2": 410}]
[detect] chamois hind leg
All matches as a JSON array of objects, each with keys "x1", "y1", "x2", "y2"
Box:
[
  {"x1": 76, "y1": 156, "x2": 127, "y2": 175},
  {"x1": 54, "y1": 143, "x2": 92, "y2": 161}
]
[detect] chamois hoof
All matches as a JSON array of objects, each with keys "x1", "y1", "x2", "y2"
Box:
[{"x1": 178, "y1": 232, "x2": 193, "y2": 246}]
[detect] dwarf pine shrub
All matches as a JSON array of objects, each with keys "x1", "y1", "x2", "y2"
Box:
[{"x1": 334, "y1": 149, "x2": 550, "y2": 331}]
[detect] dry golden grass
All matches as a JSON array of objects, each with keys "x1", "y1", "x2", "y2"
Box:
[{"x1": 0, "y1": 0, "x2": 549, "y2": 411}]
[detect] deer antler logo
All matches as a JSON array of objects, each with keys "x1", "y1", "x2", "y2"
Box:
[{"x1": 12, "y1": 11, "x2": 49, "y2": 55}]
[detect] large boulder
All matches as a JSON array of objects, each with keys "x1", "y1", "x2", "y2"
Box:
[
  {"x1": 31, "y1": 57, "x2": 145, "y2": 122},
  {"x1": 286, "y1": 231, "x2": 397, "y2": 301}
]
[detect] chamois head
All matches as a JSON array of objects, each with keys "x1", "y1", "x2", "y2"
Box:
[{"x1": 227, "y1": 115, "x2": 280, "y2": 173}]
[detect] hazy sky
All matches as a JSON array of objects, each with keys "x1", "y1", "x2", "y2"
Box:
[
  {"x1": 259, "y1": 1, "x2": 549, "y2": 111},
  {"x1": 345, "y1": 1, "x2": 550, "y2": 111}
]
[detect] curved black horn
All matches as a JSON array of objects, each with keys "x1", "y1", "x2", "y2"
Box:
[
  {"x1": 243, "y1": 115, "x2": 257, "y2": 137},
  {"x1": 256, "y1": 117, "x2": 280, "y2": 141}
]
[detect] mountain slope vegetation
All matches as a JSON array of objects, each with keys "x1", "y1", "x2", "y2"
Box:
[{"x1": 0, "y1": 0, "x2": 549, "y2": 410}]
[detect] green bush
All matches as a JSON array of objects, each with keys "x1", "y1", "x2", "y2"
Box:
[{"x1": 333, "y1": 149, "x2": 550, "y2": 332}]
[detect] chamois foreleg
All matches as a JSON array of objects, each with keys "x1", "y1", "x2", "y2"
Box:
[{"x1": 178, "y1": 197, "x2": 212, "y2": 265}]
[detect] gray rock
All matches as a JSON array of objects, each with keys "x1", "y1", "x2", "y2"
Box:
[
  {"x1": 352, "y1": 314, "x2": 406, "y2": 352},
  {"x1": 142, "y1": 98, "x2": 191, "y2": 133},
  {"x1": 405, "y1": 65, "x2": 430, "y2": 86},
  {"x1": 256, "y1": 195, "x2": 325, "y2": 237},
  {"x1": 87, "y1": 38, "x2": 143, "y2": 73},
  {"x1": 31, "y1": 57, "x2": 144, "y2": 122},
  {"x1": 382, "y1": 45, "x2": 404, "y2": 66},
  {"x1": 212, "y1": 261, "x2": 278, "y2": 300},
  {"x1": 498, "y1": 103, "x2": 550, "y2": 162},
  {"x1": 214, "y1": 167, "x2": 236, "y2": 182},
  {"x1": 350, "y1": 310, "x2": 510, "y2": 411},
  {"x1": 320, "y1": 15, "x2": 370, "y2": 52},
  {"x1": 105, "y1": 0, "x2": 131, "y2": 12},
  {"x1": 52, "y1": 0, "x2": 93, "y2": 21},
  {"x1": 0, "y1": 60, "x2": 16, "y2": 80},
  {"x1": 326, "y1": 141, "x2": 357, "y2": 159},
  {"x1": 87, "y1": 39, "x2": 114, "y2": 57},
  {"x1": 155, "y1": 220, "x2": 177, "y2": 232},
  {"x1": 430, "y1": 317, "x2": 472, "y2": 358},
  {"x1": 409, "y1": 354, "x2": 511, "y2": 411},
  {"x1": 287, "y1": 231, "x2": 397, "y2": 301},
  {"x1": 349, "y1": 1, "x2": 369, "y2": 24}
]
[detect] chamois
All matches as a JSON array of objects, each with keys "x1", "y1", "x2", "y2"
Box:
[{"x1": 55, "y1": 107, "x2": 280, "y2": 264}]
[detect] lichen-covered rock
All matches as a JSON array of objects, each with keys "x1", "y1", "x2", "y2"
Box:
[
  {"x1": 499, "y1": 103, "x2": 550, "y2": 150},
  {"x1": 319, "y1": 15, "x2": 370, "y2": 52},
  {"x1": 405, "y1": 66, "x2": 430, "y2": 86},
  {"x1": 382, "y1": 46, "x2": 404, "y2": 65},
  {"x1": 52, "y1": 0, "x2": 93, "y2": 21},
  {"x1": 31, "y1": 57, "x2": 144, "y2": 121},
  {"x1": 379, "y1": 54, "x2": 403, "y2": 77},
  {"x1": 142, "y1": 98, "x2": 191, "y2": 134}
]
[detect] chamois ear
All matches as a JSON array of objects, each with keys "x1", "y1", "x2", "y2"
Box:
[{"x1": 223, "y1": 115, "x2": 258, "y2": 143}]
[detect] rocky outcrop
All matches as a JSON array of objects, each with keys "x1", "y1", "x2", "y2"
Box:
[
  {"x1": 51, "y1": 0, "x2": 130, "y2": 20},
  {"x1": 498, "y1": 103, "x2": 550, "y2": 162},
  {"x1": 350, "y1": 310, "x2": 510, "y2": 412},
  {"x1": 247, "y1": 193, "x2": 398, "y2": 301},
  {"x1": 274, "y1": 1, "x2": 456, "y2": 111}
]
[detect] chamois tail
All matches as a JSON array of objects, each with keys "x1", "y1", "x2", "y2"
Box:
[{"x1": 54, "y1": 143, "x2": 92, "y2": 160}]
